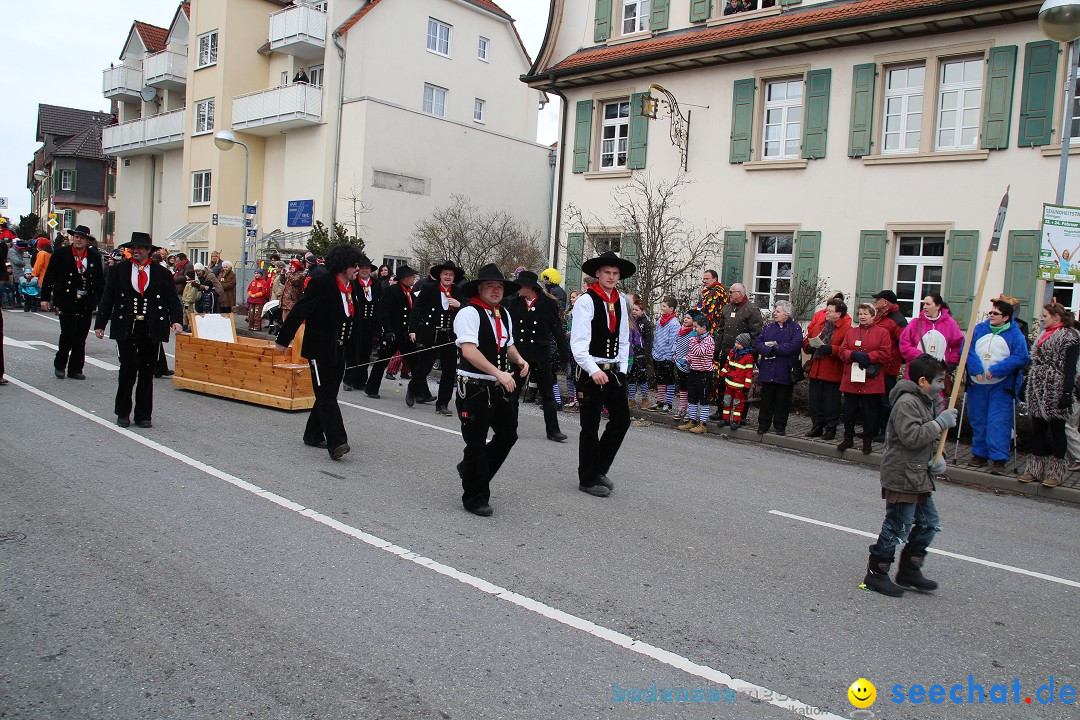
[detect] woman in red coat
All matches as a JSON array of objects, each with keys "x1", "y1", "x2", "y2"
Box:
[
  {"x1": 838, "y1": 303, "x2": 894, "y2": 454},
  {"x1": 803, "y1": 297, "x2": 852, "y2": 440}
]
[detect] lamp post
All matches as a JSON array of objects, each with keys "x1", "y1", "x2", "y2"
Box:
[
  {"x1": 1040, "y1": 0, "x2": 1080, "y2": 204},
  {"x1": 33, "y1": 168, "x2": 53, "y2": 239},
  {"x1": 213, "y1": 129, "x2": 250, "y2": 266}
]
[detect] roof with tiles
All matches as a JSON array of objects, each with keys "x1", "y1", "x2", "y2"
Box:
[
  {"x1": 36, "y1": 104, "x2": 114, "y2": 144},
  {"x1": 540, "y1": 0, "x2": 1014, "y2": 76},
  {"x1": 54, "y1": 125, "x2": 108, "y2": 161},
  {"x1": 134, "y1": 20, "x2": 169, "y2": 53}
]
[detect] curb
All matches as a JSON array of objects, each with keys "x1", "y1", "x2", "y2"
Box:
[{"x1": 630, "y1": 408, "x2": 1080, "y2": 507}]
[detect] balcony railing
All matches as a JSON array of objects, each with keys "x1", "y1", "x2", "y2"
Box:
[
  {"x1": 103, "y1": 65, "x2": 143, "y2": 103},
  {"x1": 269, "y1": 4, "x2": 326, "y2": 59},
  {"x1": 232, "y1": 84, "x2": 321, "y2": 135},
  {"x1": 144, "y1": 49, "x2": 187, "y2": 90},
  {"x1": 102, "y1": 108, "x2": 186, "y2": 156}
]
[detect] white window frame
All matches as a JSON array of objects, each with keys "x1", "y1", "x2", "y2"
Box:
[
  {"x1": 762, "y1": 78, "x2": 802, "y2": 160},
  {"x1": 308, "y1": 65, "x2": 324, "y2": 89},
  {"x1": 882, "y1": 64, "x2": 924, "y2": 155},
  {"x1": 191, "y1": 170, "x2": 212, "y2": 206},
  {"x1": 752, "y1": 234, "x2": 793, "y2": 310},
  {"x1": 312, "y1": 1, "x2": 328, "y2": 11},
  {"x1": 197, "y1": 30, "x2": 218, "y2": 69},
  {"x1": 60, "y1": 170, "x2": 76, "y2": 191},
  {"x1": 599, "y1": 99, "x2": 631, "y2": 171},
  {"x1": 622, "y1": 0, "x2": 649, "y2": 35},
  {"x1": 935, "y1": 57, "x2": 983, "y2": 151},
  {"x1": 382, "y1": 256, "x2": 410, "y2": 275},
  {"x1": 427, "y1": 18, "x2": 451, "y2": 57},
  {"x1": 280, "y1": 71, "x2": 289, "y2": 87},
  {"x1": 477, "y1": 36, "x2": 489, "y2": 61},
  {"x1": 723, "y1": 0, "x2": 777, "y2": 18},
  {"x1": 893, "y1": 234, "x2": 946, "y2": 319},
  {"x1": 473, "y1": 98, "x2": 486, "y2": 124},
  {"x1": 194, "y1": 98, "x2": 215, "y2": 135},
  {"x1": 423, "y1": 83, "x2": 447, "y2": 117},
  {"x1": 62, "y1": 209, "x2": 76, "y2": 230}
]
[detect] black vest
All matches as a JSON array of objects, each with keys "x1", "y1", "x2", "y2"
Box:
[
  {"x1": 355, "y1": 280, "x2": 377, "y2": 320},
  {"x1": 587, "y1": 289, "x2": 621, "y2": 358},
  {"x1": 458, "y1": 305, "x2": 508, "y2": 375}
]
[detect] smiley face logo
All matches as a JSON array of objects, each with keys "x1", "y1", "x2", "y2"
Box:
[{"x1": 848, "y1": 678, "x2": 876, "y2": 708}]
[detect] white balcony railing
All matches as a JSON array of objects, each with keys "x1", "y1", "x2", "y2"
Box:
[
  {"x1": 103, "y1": 65, "x2": 143, "y2": 101},
  {"x1": 232, "y1": 84, "x2": 321, "y2": 134},
  {"x1": 102, "y1": 109, "x2": 186, "y2": 156},
  {"x1": 144, "y1": 49, "x2": 187, "y2": 88},
  {"x1": 269, "y1": 4, "x2": 326, "y2": 58}
]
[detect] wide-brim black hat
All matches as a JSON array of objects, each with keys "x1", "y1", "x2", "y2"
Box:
[
  {"x1": 119, "y1": 231, "x2": 160, "y2": 251},
  {"x1": 461, "y1": 263, "x2": 520, "y2": 298},
  {"x1": 357, "y1": 254, "x2": 378, "y2": 272},
  {"x1": 71, "y1": 225, "x2": 94, "y2": 239},
  {"x1": 395, "y1": 264, "x2": 419, "y2": 282},
  {"x1": 429, "y1": 259, "x2": 465, "y2": 283},
  {"x1": 515, "y1": 270, "x2": 544, "y2": 292},
  {"x1": 582, "y1": 251, "x2": 636, "y2": 279}
]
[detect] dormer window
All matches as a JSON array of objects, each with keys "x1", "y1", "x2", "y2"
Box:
[{"x1": 622, "y1": 1, "x2": 649, "y2": 35}]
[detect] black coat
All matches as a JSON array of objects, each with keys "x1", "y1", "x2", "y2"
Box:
[
  {"x1": 276, "y1": 274, "x2": 362, "y2": 362},
  {"x1": 41, "y1": 245, "x2": 106, "y2": 308},
  {"x1": 352, "y1": 277, "x2": 380, "y2": 331},
  {"x1": 507, "y1": 294, "x2": 570, "y2": 360},
  {"x1": 378, "y1": 282, "x2": 415, "y2": 340},
  {"x1": 96, "y1": 261, "x2": 184, "y2": 343},
  {"x1": 408, "y1": 282, "x2": 465, "y2": 346}
]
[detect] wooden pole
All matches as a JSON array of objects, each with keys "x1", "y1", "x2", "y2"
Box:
[{"x1": 934, "y1": 187, "x2": 1010, "y2": 461}]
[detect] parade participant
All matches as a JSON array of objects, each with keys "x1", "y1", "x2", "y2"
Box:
[
  {"x1": 898, "y1": 294, "x2": 963, "y2": 382},
  {"x1": 862, "y1": 353, "x2": 956, "y2": 597},
  {"x1": 453, "y1": 263, "x2": 529, "y2": 516},
  {"x1": 627, "y1": 295, "x2": 652, "y2": 409},
  {"x1": 651, "y1": 296, "x2": 679, "y2": 411},
  {"x1": 672, "y1": 311, "x2": 695, "y2": 418},
  {"x1": 717, "y1": 332, "x2": 755, "y2": 430},
  {"x1": 803, "y1": 298, "x2": 852, "y2": 440},
  {"x1": 40, "y1": 225, "x2": 105, "y2": 379},
  {"x1": 343, "y1": 254, "x2": 380, "y2": 392},
  {"x1": 365, "y1": 265, "x2": 420, "y2": 400},
  {"x1": 508, "y1": 270, "x2": 571, "y2": 441},
  {"x1": 571, "y1": 251, "x2": 636, "y2": 497},
  {"x1": 408, "y1": 260, "x2": 465, "y2": 413},
  {"x1": 540, "y1": 267, "x2": 568, "y2": 310},
  {"x1": 275, "y1": 244, "x2": 365, "y2": 460},
  {"x1": 94, "y1": 232, "x2": 184, "y2": 428},
  {"x1": 678, "y1": 314, "x2": 715, "y2": 434},
  {"x1": 246, "y1": 269, "x2": 272, "y2": 330},
  {"x1": 697, "y1": 269, "x2": 729, "y2": 412}
]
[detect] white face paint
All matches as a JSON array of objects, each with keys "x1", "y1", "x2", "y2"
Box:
[{"x1": 930, "y1": 375, "x2": 946, "y2": 394}]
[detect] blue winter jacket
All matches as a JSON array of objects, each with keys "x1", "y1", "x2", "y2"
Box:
[
  {"x1": 652, "y1": 315, "x2": 681, "y2": 362},
  {"x1": 966, "y1": 320, "x2": 1029, "y2": 394},
  {"x1": 754, "y1": 320, "x2": 804, "y2": 385}
]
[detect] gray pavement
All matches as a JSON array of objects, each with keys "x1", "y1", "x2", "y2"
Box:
[{"x1": 2, "y1": 308, "x2": 1078, "y2": 719}]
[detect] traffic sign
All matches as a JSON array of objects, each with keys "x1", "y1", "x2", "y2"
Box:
[
  {"x1": 0, "y1": 197, "x2": 8, "y2": 209},
  {"x1": 245, "y1": 205, "x2": 258, "y2": 215},
  {"x1": 47, "y1": 218, "x2": 58, "y2": 229},
  {"x1": 48, "y1": 212, "x2": 57, "y2": 220},
  {"x1": 246, "y1": 229, "x2": 257, "y2": 238},
  {"x1": 212, "y1": 213, "x2": 244, "y2": 227}
]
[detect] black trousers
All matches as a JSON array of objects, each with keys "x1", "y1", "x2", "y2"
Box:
[
  {"x1": 344, "y1": 319, "x2": 377, "y2": 388},
  {"x1": 808, "y1": 378, "x2": 842, "y2": 430},
  {"x1": 758, "y1": 381, "x2": 794, "y2": 431},
  {"x1": 0, "y1": 306, "x2": 5, "y2": 379},
  {"x1": 411, "y1": 329, "x2": 456, "y2": 406},
  {"x1": 55, "y1": 303, "x2": 93, "y2": 374},
  {"x1": 843, "y1": 392, "x2": 881, "y2": 439},
  {"x1": 155, "y1": 343, "x2": 170, "y2": 373},
  {"x1": 1030, "y1": 416, "x2": 1069, "y2": 459},
  {"x1": 306, "y1": 348, "x2": 348, "y2": 451},
  {"x1": 456, "y1": 380, "x2": 518, "y2": 510},
  {"x1": 365, "y1": 336, "x2": 424, "y2": 398},
  {"x1": 577, "y1": 368, "x2": 632, "y2": 486},
  {"x1": 115, "y1": 322, "x2": 157, "y2": 422},
  {"x1": 518, "y1": 348, "x2": 561, "y2": 435}
]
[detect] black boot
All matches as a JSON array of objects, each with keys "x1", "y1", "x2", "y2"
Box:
[
  {"x1": 805, "y1": 424, "x2": 823, "y2": 437},
  {"x1": 895, "y1": 548, "x2": 938, "y2": 593},
  {"x1": 862, "y1": 554, "x2": 905, "y2": 597}
]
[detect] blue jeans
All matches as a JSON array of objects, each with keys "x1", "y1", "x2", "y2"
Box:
[{"x1": 869, "y1": 495, "x2": 940, "y2": 559}]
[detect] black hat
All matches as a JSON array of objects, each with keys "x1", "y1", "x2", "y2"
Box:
[
  {"x1": 119, "y1": 231, "x2": 159, "y2": 250},
  {"x1": 429, "y1": 259, "x2": 465, "y2": 283},
  {"x1": 461, "y1": 263, "x2": 520, "y2": 298},
  {"x1": 358, "y1": 254, "x2": 378, "y2": 272},
  {"x1": 516, "y1": 270, "x2": 544, "y2": 292},
  {"x1": 394, "y1": 264, "x2": 419, "y2": 282},
  {"x1": 581, "y1": 251, "x2": 636, "y2": 279},
  {"x1": 871, "y1": 289, "x2": 898, "y2": 304},
  {"x1": 71, "y1": 225, "x2": 93, "y2": 239}
]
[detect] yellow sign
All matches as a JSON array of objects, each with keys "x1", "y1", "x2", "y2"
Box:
[
  {"x1": 47, "y1": 218, "x2": 58, "y2": 229},
  {"x1": 48, "y1": 212, "x2": 57, "y2": 220}
]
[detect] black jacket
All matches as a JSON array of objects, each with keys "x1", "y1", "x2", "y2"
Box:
[
  {"x1": 378, "y1": 282, "x2": 415, "y2": 340},
  {"x1": 41, "y1": 245, "x2": 106, "y2": 308},
  {"x1": 507, "y1": 294, "x2": 570, "y2": 360},
  {"x1": 276, "y1": 274, "x2": 362, "y2": 362},
  {"x1": 408, "y1": 282, "x2": 465, "y2": 346},
  {"x1": 96, "y1": 261, "x2": 183, "y2": 343},
  {"x1": 352, "y1": 277, "x2": 380, "y2": 331}
]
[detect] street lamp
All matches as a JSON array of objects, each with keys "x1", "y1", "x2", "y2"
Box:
[
  {"x1": 1040, "y1": 0, "x2": 1080, "y2": 205},
  {"x1": 213, "y1": 129, "x2": 251, "y2": 266},
  {"x1": 33, "y1": 168, "x2": 55, "y2": 239}
]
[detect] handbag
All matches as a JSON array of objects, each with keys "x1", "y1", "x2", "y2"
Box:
[
  {"x1": 790, "y1": 353, "x2": 806, "y2": 383},
  {"x1": 865, "y1": 363, "x2": 881, "y2": 378}
]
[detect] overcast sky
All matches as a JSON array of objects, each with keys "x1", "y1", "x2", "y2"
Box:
[{"x1": 0, "y1": 0, "x2": 558, "y2": 225}]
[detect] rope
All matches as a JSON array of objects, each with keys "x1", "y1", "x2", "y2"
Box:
[{"x1": 341, "y1": 339, "x2": 458, "y2": 372}]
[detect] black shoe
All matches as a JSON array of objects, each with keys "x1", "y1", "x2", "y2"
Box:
[
  {"x1": 862, "y1": 554, "x2": 905, "y2": 597},
  {"x1": 806, "y1": 425, "x2": 824, "y2": 438},
  {"x1": 597, "y1": 474, "x2": 614, "y2": 490},
  {"x1": 54, "y1": 368, "x2": 65, "y2": 379},
  {"x1": 775, "y1": 427, "x2": 786, "y2": 436},
  {"x1": 401, "y1": 372, "x2": 412, "y2": 379},
  {"x1": 155, "y1": 369, "x2": 174, "y2": 378},
  {"x1": 466, "y1": 504, "x2": 494, "y2": 517},
  {"x1": 837, "y1": 436, "x2": 855, "y2": 452},
  {"x1": 329, "y1": 443, "x2": 350, "y2": 460},
  {"x1": 68, "y1": 372, "x2": 86, "y2": 380},
  {"x1": 716, "y1": 418, "x2": 729, "y2": 428},
  {"x1": 343, "y1": 382, "x2": 353, "y2": 391},
  {"x1": 822, "y1": 428, "x2": 837, "y2": 441},
  {"x1": 304, "y1": 438, "x2": 328, "y2": 448},
  {"x1": 117, "y1": 415, "x2": 130, "y2": 428},
  {"x1": 405, "y1": 389, "x2": 415, "y2": 407},
  {"x1": 895, "y1": 549, "x2": 938, "y2": 593},
  {"x1": 729, "y1": 421, "x2": 742, "y2": 431},
  {"x1": 547, "y1": 431, "x2": 568, "y2": 442},
  {"x1": 385, "y1": 372, "x2": 396, "y2": 380},
  {"x1": 578, "y1": 483, "x2": 611, "y2": 497},
  {"x1": 416, "y1": 394, "x2": 435, "y2": 404},
  {"x1": 873, "y1": 433, "x2": 886, "y2": 443},
  {"x1": 365, "y1": 391, "x2": 381, "y2": 399},
  {"x1": 135, "y1": 419, "x2": 152, "y2": 429}
]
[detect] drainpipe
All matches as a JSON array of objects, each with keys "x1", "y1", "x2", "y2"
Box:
[
  {"x1": 330, "y1": 31, "x2": 347, "y2": 228},
  {"x1": 546, "y1": 73, "x2": 570, "y2": 270},
  {"x1": 149, "y1": 155, "x2": 156, "y2": 238}
]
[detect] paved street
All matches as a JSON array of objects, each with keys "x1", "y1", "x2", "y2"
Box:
[{"x1": 2, "y1": 309, "x2": 1078, "y2": 720}]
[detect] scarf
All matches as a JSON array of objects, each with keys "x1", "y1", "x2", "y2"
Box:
[
  {"x1": 658, "y1": 311, "x2": 676, "y2": 328},
  {"x1": 441, "y1": 283, "x2": 453, "y2": 299},
  {"x1": 401, "y1": 283, "x2": 413, "y2": 308},
  {"x1": 1037, "y1": 324, "x2": 1062, "y2": 347},
  {"x1": 818, "y1": 320, "x2": 835, "y2": 348},
  {"x1": 678, "y1": 325, "x2": 693, "y2": 337},
  {"x1": 134, "y1": 259, "x2": 152, "y2": 295},
  {"x1": 989, "y1": 321, "x2": 1012, "y2": 336},
  {"x1": 588, "y1": 282, "x2": 618, "y2": 333},
  {"x1": 470, "y1": 298, "x2": 504, "y2": 345},
  {"x1": 72, "y1": 245, "x2": 87, "y2": 274},
  {"x1": 337, "y1": 277, "x2": 354, "y2": 316},
  {"x1": 358, "y1": 276, "x2": 372, "y2": 302}
]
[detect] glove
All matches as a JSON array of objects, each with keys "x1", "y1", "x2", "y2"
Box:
[
  {"x1": 934, "y1": 408, "x2": 958, "y2": 430},
  {"x1": 929, "y1": 457, "x2": 947, "y2": 475},
  {"x1": 813, "y1": 346, "x2": 831, "y2": 358},
  {"x1": 850, "y1": 351, "x2": 870, "y2": 366}
]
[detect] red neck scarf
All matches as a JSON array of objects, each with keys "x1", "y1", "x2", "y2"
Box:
[
  {"x1": 337, "y1": 277, "x2": 354, "y2": 316},
  {"x1": 401, "y1": 283, "x2": 413, "y2": 308},
  {"x1": 659, "y1": 311, "x2": 676, "y2": 327},
  {"x1": 72, "y1": 245, "x2": 88, "y2": 273},
  {"x1": 678, "y1": 325, "x2": 693, "y2": 336},
  {"x1": 470, "y1": 298, "x2": 504, "y2": 345},
  {"x1": 526, "y1": 297, "x2": 536, "y2": 310},
  {"x1": 358, "y1": 276, "x2": 372, "y2": 301},
  {"x1": 134, "y1": 259, "x2": 151, "y2": 295},
  {"x1": 441, "y1": 283, "x2": 453, "y2": 299},
  {"x1": 1037, "y1": 324, "x2": 1063, "y2": 347},
  {"x1": 589, "y1": 282, "x2": 619, "y2": 333}
]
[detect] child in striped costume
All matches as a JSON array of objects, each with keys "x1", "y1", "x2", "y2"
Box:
[
  {"x1": 718, "y1": 332, "x2": 755, "y2": 430},
  {"x1": 672, "y1": 311, "x2": 695, "y2": 419},
  {"x1": 678, "y1": 314, "x2": 715, "y2": 434}
]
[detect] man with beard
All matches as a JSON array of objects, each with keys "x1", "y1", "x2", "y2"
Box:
[{"x1": 41, "y1": 225, "x2": 105, "y2": 379}]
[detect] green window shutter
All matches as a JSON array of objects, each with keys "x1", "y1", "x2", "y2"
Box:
[
  {"x1": 627, "y1": 92, "x2": 649, "y2": 170},
  {"x1": 792, "y1": 231, "x2": 822, "y2": 320},
  {"x1": 982, "y1": 45, "x2": 1018, "y2": 150},
  {"x1": 620, "y1": 232, "x2": 640, "y2": 291},
  {"x1": 70, "y1": 170, "x2": 77, "y2": 192},
  {"x1": 565, "y1": 232, "x2": 586, "y2": 294},
  {"x1": 573, "y1": 100, "x2": 594, "y2": 174},
  {"x1": 855, "y1": 230, "x2": 887, "y2": 306},
  {"x1": 52, "y1": 169, "x2": 59, "y2": 193},
  {"x1": 848, "y1": 63, "x2": 877, "y2": 157},
  {"x1": 107, "y1": 173, "x2": 116, "y2": 197},
  {"x1": 801, "y1": 69, "x2": 831, "y2": 159},
  {"x1": 943, "y1": 230, "x2": 980, "y2": 328},
  {"x1": 106, "y1": 211, "x2": 115, "y2": 235},
  {"x1": 689, "y1": 0, "x2": 711, "y2": 22},
  {"x1": 721, "y1": 231, "x2": 747, "y2": 287},
  {"x1": 594, "y1": 0, "x2": 612, "y2": 42},
  {"x1": 651, "y1": 0, "x2": 670, "y2": 30},
  {"x1": 1018, "y1": 40, "x2": 1060, "y2": 147},
  {"x1": 729, "y1": 78, "x2": 755, "y2": 164},
  {"x1": 1004, "y1": 230, "x2": 1040, "y2": 326}
]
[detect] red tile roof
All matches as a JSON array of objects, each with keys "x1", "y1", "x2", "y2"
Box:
[
  {"x1": 181, "y1": 1, "x2": 190, "y2": 19},
  {"x1": 133, "y1": 20, "x2": 169, "y2": 53},
  {"x1": 542, "y1": 0, "x2": 1012, "y2": 75}
]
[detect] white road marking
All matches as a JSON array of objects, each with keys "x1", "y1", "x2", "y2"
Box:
[
  {"x1": 769, "y1": 510, "x2": 1080, "y2": 589},
  {"x1": 3, "y1": 335, "x2": 34, "y2": 349},
  {"x1": 339, "y1": 399, "x2": 461, "y2": 436},
  {"x1": 26, "y1": 311, "x2": 60, "y2": 323},
  {"x1": 5, "y1": 372, "x2": 841, "y2": 720},
  {"x1": 24, "y1": 340, "x2": 119, "y2": 371}
]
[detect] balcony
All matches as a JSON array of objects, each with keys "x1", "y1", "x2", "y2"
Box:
[
  {"x1": 268, "y1": 4, "x2": 326, "y2": 59},
  {"x1": 232, "y1": 84, "x2": 321, "y2": 135},
  {"x1": 102, "y1": 109, "x2": 186, "y2": 156},
  {"x1": 103, "y1": 65, "x2": 143, "y2": 103},
  {"x1": 144, "y1": 49, "x2": 187, "y2": 90}
]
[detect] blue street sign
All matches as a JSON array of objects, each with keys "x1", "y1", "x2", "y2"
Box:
[
  {"x1": 245, "y1": 205, "x2": 258, "y2": 215},
  {"x1": 287, "y1": 199, "x2": 314, "y2": 227},
  {"x1": 247, "y1": 229, "x2": 258, "y2": 238}
]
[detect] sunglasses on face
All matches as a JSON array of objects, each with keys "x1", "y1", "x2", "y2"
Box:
[{"x1": 987, "y1": 311, "x2": 1003, "y2": 316}]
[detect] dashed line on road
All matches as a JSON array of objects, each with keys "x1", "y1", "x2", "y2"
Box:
[
  {"x1": 24, "y1": 340, "x2": 120, "y2": 371},
  {"x1": 4, "y1": 372, "x2": 844, "y2": 720},
  {"x1": 768, "y1": 510, "x2": 1080, "y2": 589},
  {"x1": 339, "y1": 399, "x2": 461, "y2": 436}
]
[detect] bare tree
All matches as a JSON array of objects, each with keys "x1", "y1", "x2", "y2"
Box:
[
  {"x1": 788, "y1": 268, "x2": 837, "y2": 321},
  {"x1": 338, "y1": 176, "x2": 373, "y2": 240},
  {"x1": 411, "y1": 194, "x2": 545, "y2": 277}
]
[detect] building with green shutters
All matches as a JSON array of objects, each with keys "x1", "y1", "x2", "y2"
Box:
[{"x1": 524, "y1": 0, "x2": 1071, "y2": 325}]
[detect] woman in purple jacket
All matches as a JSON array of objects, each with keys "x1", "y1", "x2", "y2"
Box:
[{"x1": 754, "y1": 300, "x2": 804, "y2": 435}]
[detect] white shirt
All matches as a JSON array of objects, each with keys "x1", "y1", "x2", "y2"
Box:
[
  {"x1": 570, "y1": 289, "x2": 631, "y2": 375},
  {"x1": 454, "y1": 303, "x2": 514, "y2": 380},
  {"x1": 340, "y1": 289, "x2": 352, "y2": 317},
  {"x1": 357, "y1": 277, "x2": 373, "y2": 302},
  {"x1": 130, "y1": 262, "x2": 151, "y2": 294}
]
